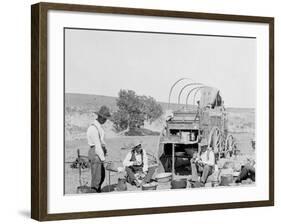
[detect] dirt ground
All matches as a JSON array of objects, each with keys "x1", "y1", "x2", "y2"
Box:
[{"x1": 64, "y1": 132, "x2": 255, "y2": 194}]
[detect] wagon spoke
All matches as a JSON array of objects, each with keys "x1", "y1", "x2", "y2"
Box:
[{"x1": 224, "y1": 134, "x2": 236, "y2": 157}]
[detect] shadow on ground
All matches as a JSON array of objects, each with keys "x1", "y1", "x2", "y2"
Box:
[{"x1": 18, "y1": 210, "x2": 30, "y2": 218}]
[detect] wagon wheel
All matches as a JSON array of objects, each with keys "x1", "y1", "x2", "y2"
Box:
[
  {"x1": 208, "y1": 127, "x2": 223, "y2": 156},
  {"x1": 224, "y1": 134, "x2": 236, "y2": 158}
]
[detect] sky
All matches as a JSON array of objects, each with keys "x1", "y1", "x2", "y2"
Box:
[{"x1": 65, "y1": 28, "x2": 256, "y2": 108}]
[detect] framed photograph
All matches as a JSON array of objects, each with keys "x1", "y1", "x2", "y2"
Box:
[{"x1": 31, "y1": 2, "x2": 274, "y2": 221}]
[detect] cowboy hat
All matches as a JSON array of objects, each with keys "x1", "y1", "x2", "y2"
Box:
[
  {"x1": 130, "y1": 138, "x2": 142, "y2": 148},
  {"x1": 199, "y1": 139, "x2": 208, "y2": 147},
  {"x1": 95, "y1": 105, "x2": 111, "y2": 119}
]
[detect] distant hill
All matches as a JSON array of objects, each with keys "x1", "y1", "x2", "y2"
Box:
[
  {"x1": 65, "y1": 93, "x2": 255, "y2": 140},
  {"x1": 65, "y1": 93, "x2": 186, "y2": 112},
  {"x1": 65, "y1": 93, "x2": 118, "y2": 110},
  {"x1": 65, "y1": 93, "x2": 254, "y2": 113}
]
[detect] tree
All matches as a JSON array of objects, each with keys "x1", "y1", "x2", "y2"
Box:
[
  {"x1": 139, "y1": 96, "x2": 163, "y2": 123},
  {"x1": 112, "y1": 90, "x2": 163, "y2": 134},
  {"x1": 112, "y1": 110, "x2": 128, "y2": 132}
]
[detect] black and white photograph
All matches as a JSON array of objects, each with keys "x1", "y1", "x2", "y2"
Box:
[
  {"x1": 0, "y1": 0, "x2": 278, "y2": 222},
  {"x1": 64, "y1": 28, "x2": 257, "y2": 194}
]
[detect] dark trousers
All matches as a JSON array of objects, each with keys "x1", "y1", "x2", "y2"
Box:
[
  {"x1": 125, "y1": 166, "x2": 156, "y2": 184},
  {"x1": 88, "y1": 147, "x2": 105, "y2": 192},
  {"x1": 236, "y1": 165, "x2": 255, "y2": 182},
  {"x1": 191, "y1": 162, "x2": 213, "y2": 183}
]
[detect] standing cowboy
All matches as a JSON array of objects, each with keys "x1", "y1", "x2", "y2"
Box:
[{"x1": 87, "y1": 105, "x2": 111, "y2": 193}]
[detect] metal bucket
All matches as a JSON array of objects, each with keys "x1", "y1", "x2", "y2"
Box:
[
  {"x1": 116, "y1": 178, "x2": 127, "y2": 191},
  {"x1": 171, "y1": 179, "x2": 187, "y2": 189},
  {"x1": 220, "y1": 174, "x2": 234, "y2": 186},
  {"x1": 155, "y1": 172, "x2": 172, "y2": 183},
  {"x1": 76, "y1": 185, "x2": 92, "y2": 194}
]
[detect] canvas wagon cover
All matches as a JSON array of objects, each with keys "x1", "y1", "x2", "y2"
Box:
[{"x1": 200, "y1": 87, "x2": 219, "y2": 107}]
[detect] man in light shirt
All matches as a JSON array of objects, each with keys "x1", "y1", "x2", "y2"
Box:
[
  {"x1": 87, "y1": 106, "x2": 111, "y2": 193},
  {"x1": 123, "y1": 139, "x2": 154, "y2": 187},
  {"x1": 191, "y1": 139, "x2": 215, "y2": 184}
]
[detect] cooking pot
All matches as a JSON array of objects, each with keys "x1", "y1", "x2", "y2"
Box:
[
  {"x1": 142, "y1": 182, "x2": 158, "y2": 191},
  {"x1": 116, "y1": 178, "x2": 127, "y2": 191},
  {"x1": 220, "y1": 174, "x2": 234, "y2": 186},
  {"x1": 76, "y1": 185, "x2": 92, "y2": 194},
  {"x1": 171, "y1": 179, "x2": 187, "y2": 189},
  {"x1": 155, "y1": 172, "x2": 172, "y2": 183}
]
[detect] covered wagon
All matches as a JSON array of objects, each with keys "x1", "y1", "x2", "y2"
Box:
[{"x1": 157, "y1": 80, "x2": 236, "y2": 177}]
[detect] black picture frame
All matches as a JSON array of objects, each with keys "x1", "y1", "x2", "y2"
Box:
[{"x1": 31, "y1": 2, "x2": 274, "y2": 221}]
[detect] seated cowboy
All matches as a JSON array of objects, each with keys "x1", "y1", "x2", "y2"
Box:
[
  {"x1": 235, "y1": 158, "x2": 255, "y2": 183},
  {"x1": 123, "y1": 139, "x2": 154, "y2": 187},
  {"x1": 190, "y1": 139, "x2": 215, "y2": 185}
]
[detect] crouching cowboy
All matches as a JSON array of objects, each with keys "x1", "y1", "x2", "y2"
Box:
[
  {"x1": 191, "y1": 139, "x2": 215, "y2": 185},
  {"x1": 123, "y1": 139, "x2": 154, "y2": 187}
]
